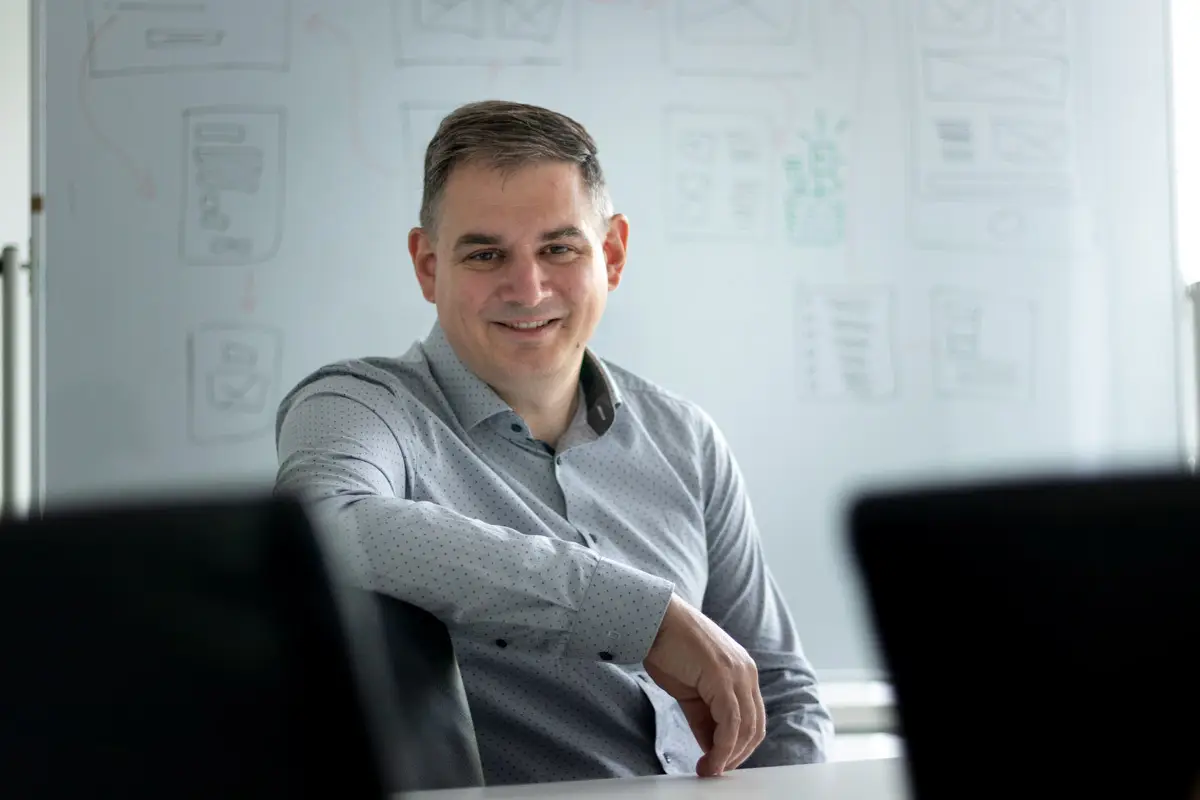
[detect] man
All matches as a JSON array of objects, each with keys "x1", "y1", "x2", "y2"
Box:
[{"x1": 275, "y1": 100, "x2": 832, "y2": 785}]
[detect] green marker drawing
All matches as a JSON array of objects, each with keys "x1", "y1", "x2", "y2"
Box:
[{"x1": 784, "y1": 110, "x2": 851, "y2": 247}]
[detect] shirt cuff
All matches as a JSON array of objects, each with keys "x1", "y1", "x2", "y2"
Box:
[{"x1": 565, "y1": 556, "x2": 675, "y2": 664}]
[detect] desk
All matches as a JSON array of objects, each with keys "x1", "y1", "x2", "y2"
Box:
[{"x1": 404, "y1": 757, "x2": 908, "y2": 799}]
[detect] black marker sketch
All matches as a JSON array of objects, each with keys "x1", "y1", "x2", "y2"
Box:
[
  {"x1": 85, "y1": 0, "x2": 290, "y2": 77},
  {"x1": 664, "y1": 0, "x2": 815, "y2": 77},
  {"x1": 992, "y1": 116, "x2": 1068, "y2": 164},
  {"x1": 906, "y1": 0, "x2": 1079, "y2": 252},
  {"x1": 1002, "y1": 0, "x2": 1065, "y2": 43},
  {"x1": 393, "y1": 0, "x2": 576, "y2": 66},
  {"x1": 664, "y1": 108, "x2": 771, "y2": 240},
  {"x1": 922, "y1": 50, "x2": 1069, "y2": 106},
  {"x1": 180, "y1": 106, "x2": 286, "y2": 266},
  {"x1": 921, "y1": 0, "x2": 994, "y2": 37},
  {"x1": 795, "y1": 286, "x2": 896, "y2": 401},
  {"x1": 187, "y1": 323, "x2": 283, "y2": 443},
  {"x1": 931, "y1": 288, "x2": 1034, "y2": 401}
]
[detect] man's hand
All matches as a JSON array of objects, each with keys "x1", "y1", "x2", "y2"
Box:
[{"x1": 643, "y1": 594, "x2": 766, "y2": 777}]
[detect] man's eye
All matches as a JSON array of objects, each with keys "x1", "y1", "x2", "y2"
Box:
[
  {"x1": 546, "y1": 245, "x2": 573, "y2": 255},
  {"x1": 468, "y1": 251, "x2": 499, "y2": 262}
]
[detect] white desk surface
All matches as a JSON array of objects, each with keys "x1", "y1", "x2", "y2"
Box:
[{"x1": 405, "y1": 757, "x2": 909, "y2": 800}]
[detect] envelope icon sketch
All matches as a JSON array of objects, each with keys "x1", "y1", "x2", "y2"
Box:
[
  {"x1": 923, "y1": 50, "x2": 1068, "y2": 104},
  {"x1": 922, "y1": 0, "x2": 994, "y2": 36},
  {"x1": 499, "y1": 0, "x2": 562, "y2": 42},
  {"x1": 207, "y1": 369, "x2": 270, "y2": 413},
  {"x1": 1004, "y1": 0, "x2": 1065, "y2": 40},
  {"x1": 416, "y1": 0, "x2": 484, "y2": 36},
  {"x1": 992, "y1": 117, "x2": 1067, "y2": 163},
  {"x1": 676, "y1": 0, "x2": 797, "y2": 44}
]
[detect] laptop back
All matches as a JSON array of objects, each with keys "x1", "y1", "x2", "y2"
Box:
[
  {"x1": 0, "y1": 494, "x2": 389, "y2": 798},
  {"x1": 849, "y1": 472, "x2": 1200, "y2": 799}
]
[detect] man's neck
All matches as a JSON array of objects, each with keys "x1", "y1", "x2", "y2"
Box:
[{"x1": 498, "y1": 375, "x2": 581, "y2": 448}]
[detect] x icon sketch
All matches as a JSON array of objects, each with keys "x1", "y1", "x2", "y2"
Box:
[
  {"x1": 416, "y1": 0, "x2": 484, "y2": 36},
  {"x1": 923, "y1": 51, "x2": 1069, "y2": 104},
  {"x1": 1003, "y1": 0, "x2": 1065, "y2": 41},
  {"x1": 922, "y1": 0, "x2": 994, "y2": 36},
  {"x1": 498, "y1": 0, "x2": 562, "y2": 42}
]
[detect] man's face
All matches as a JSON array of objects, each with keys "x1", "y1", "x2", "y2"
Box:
[{"x1": 409, "y1": 161, "x2": 628, "y2": 398}]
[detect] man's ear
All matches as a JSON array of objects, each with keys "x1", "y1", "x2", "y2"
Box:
[
  {"x1": 603, "y1": 213, "x2": 630, "y2": 291},
  {"x1": 409, "y1": 227, "x2": 437, "y2": 303}
]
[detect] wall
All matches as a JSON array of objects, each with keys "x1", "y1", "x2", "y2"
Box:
[{"x1": 0, "y1": 0, "x2": 31, "y2": 512}]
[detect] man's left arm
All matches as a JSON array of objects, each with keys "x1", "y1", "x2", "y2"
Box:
[{"x1": 697, "y1": 414, "x2": 835, "y2": 768}]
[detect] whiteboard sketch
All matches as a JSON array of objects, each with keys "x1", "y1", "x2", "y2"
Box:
[
  {"x1": 180, "y1": 106, "x2": 286, "y2": 266},
  {"x1": 664, "y1": 0, "x2": 816, "y2": 77},
  {"x1": 664, "y1": 108, "x2": 771, "y2": 240},
  {"x1": 187, "y1": 324, "x2": 283, "y2": 444},
  {"x1": 795, "y1": 286, "x2": 896, "y2": 401},
  {"x1": 931, "y1": 288, "x2": 1035, "y2": 401},
  {"x1": 392, "y1": 0, "x2": 577, "y2": 67},
  {"x1": 907, "y1": 0, "x2": 1079, "y2": 252},
  {"x1": 782, "y1": 110, "x2": 850, "y2": 247},
  {"x1": 85, "y1": 0, "x2": 290, "y2": 77}
]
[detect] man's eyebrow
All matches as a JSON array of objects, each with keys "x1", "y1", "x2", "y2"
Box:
[
  {"x1": 453, "y1": 232, "x2": 502, "y2": 249},
  {"x1": 542, "y1": 226, "x2": 586, "y2": 241}
]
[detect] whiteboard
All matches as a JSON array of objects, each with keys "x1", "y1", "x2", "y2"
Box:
[{"x1": 34, "y1": 0, "x2": 1185, "y2": 675}]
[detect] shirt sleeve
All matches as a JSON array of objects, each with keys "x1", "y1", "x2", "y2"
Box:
[
  {"x1": 275, "y1": 380, "x2": 675, "y2": 664},
  {"x1": 697, "y1": 413, "x2": 835, "y2": 767}
]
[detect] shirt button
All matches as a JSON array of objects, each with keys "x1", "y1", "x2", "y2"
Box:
[
  {"x1": 495, "y1": 639, "x2": 508, "y2": 648},
  {"x1": 663, "y1": 754, "x2": 672, "y2": 764},
  {"x1": 599, "y1": 651, "x2": 614, "y2": 661},
  {"x1": 556, "y1": 456, "x2": 563, "y2": 465},
  {"x1": 510, "y1": 423, "x2": 522, "y2": 433}
]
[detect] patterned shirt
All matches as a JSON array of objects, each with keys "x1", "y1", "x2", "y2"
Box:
[{"x1": 274, "y1": 322, "x2": 832, "y2": 785}]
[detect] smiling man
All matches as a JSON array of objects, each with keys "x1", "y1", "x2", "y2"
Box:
[{"x1": 274, "y1": 100, "x2": 832, "y2": 786}]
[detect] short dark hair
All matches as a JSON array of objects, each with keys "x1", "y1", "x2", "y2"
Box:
[{"x1": 419, "y1": 100, "x2": 614, "y2": 236}]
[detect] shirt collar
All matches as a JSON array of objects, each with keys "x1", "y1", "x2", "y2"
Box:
[{"x1": 421, "y1": 320, "x2": 623, "y2": 435}]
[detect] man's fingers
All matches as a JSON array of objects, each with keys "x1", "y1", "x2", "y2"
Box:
[
  {"x1": 725, "y1": 673, "x2": 763, "y2": 771},
  {"x1": 700, "y1": 689, "x2": 741, "y2": 777}
]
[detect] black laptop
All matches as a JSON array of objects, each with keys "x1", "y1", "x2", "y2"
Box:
[
  {"x1": 849, "y1": 471, "x2": 1200, "y2": 799},
  {"x1": 0, "y1": 494, "x2": 390, "y2": 798}
]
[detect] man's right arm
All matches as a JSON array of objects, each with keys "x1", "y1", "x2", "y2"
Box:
[{"x1": 275, "y1": 381, "x2": 675, "y2": 664}]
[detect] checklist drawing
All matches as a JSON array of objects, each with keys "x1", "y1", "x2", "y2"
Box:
[
  {"x1": 86, "y1": 0, "x2": 290, "y2": 77},
  {"x1": 906, "y1": 0, "x2": 1079, "y2": 252},
  {"x1": 665, "y1": 109, "x2": 771, "y2": 240},
  {"x1": 393, "y1": 0, "x2": 575, "y2": 66},
  {"x1": 187, "y1": 324, "x2": 284, "y2": 443},
  {"x1": 180, "y1": 106, "x2": 286, "y2": 266},
  {"x1": 921, "y1": 0, "x2": 995, "y2": 37},
  {"x1": 795, "y1": 286, "x2": 896, "y2": 401},
  {"x1": 1002, "y1": 0, "x2": 1065, "y2": 42},
  {"x1": 664, "y1": 0, "x2": 815, "y2": 77},
  {"x1": 931, "y1": 289, "x2": 1034, "y2": 401}
]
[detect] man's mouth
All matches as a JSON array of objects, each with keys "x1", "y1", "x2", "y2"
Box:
[{"x1": 496, "y1": 318, "x2": 560, "y2": 331}]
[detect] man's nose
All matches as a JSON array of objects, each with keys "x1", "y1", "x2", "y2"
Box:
[{"x1": 501, "y1": 252, "x2": 552, "y2": 307}]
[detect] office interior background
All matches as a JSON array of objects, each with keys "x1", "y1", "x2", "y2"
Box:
[{"x1": 2, "y1": 0, "x2": 1196, "y2": 763}]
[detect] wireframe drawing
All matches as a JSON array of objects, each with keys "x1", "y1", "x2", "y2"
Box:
[
  {"x1": 1002, "y1": 0, "x2": 1066, "y2": 42},
  {"x1": 931, "y1": 288, "x2": 1034, "y2": 401},
  {"x1": 663, "y1": 0, "x2": 816, "y2": 77},
  {"x1": 392, "y1": 0, "x2": 576, "y2": 66},
  {"x1": 795, "y1": 286, "x2": 896, "y2": 401},
  {"x1": 180, "y1": 106, "x2": 286, "y2": 266},
  {"x1": 907, "y1": 0, "x2": 1079, "y2": 252},
  {"x1": 665, "y1": 109, "x2": 770, "y2": 240},
  {"x1": 187, "y1": 323, "x2": 284, "y2": 443},
  {"x1": 85, "y1": 0, "x2": 290, "y2": 77},
  {"x1": 782, "y1": 110, "x2": 850, "y2": 247}
]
